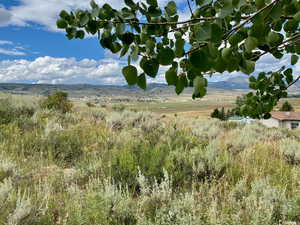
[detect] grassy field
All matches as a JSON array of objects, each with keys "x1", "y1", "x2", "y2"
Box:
[
  {"x1": 2, "y1": 93, "x2": 300, "y2": 224},
  {"x1": 125, "y1": 91, "x2": 300, "y2": 119}
]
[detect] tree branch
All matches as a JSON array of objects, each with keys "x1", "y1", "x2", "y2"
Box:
[
  {"x1": 99, "y1": 17, "x2": 217, "y2": 26},
  {"x1": 287, "y1": 76, "x2": 300, "y2": 89},
  {"x1": 224, "y1": 0, "x2": 280, "y2": 39},
  {"x1": 252, "y1": 33, "x2": 300, "y2": 60}
]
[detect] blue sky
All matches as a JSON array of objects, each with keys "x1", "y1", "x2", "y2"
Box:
[{"x1": 0, "y1": 0, "x2": 297, "y2": 85}]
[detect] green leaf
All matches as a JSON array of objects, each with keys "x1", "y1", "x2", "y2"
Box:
[
  {"x1": 122, "y1": 65, "x2": 138, "y2": 85},
  {"x1": 148, "y1": 6, "x2": 162, "y2": 17},
  {"x1": 267, "y1": 32, "x2": 280, "y2": 44},
  {"x1": 175, "y1": 74, "x2": 187, "y2": 95},
  {"x1": 137, "y1": 73, "x2": 147, "y2": 90},
  {"x1": 208, "y1": 43, "x2": 218, "y2": 58},
  {"x1": 140, "y1": 58, "x2": 159, "y2": 77},
  {"x1": 121, "y1": 8, "x2": 136, "y2": 20},
  {"x1": 80, "y1": 13, "x2": 90, "y2": 26},
  {"x1": 130, "y1": 45, "x2": 139, "y2": 61},
  {"x1": 165, "y1": 1, "x2": 177, "y2": 16},
  {"x1": 193, "y1": 76, "x2": 206, "y2": 96},
  {"x1": 229, "y1": 33, "x2": 244, "y2": 46},
  {"x1": 165, "y1": 68, "x2": 178, "y2": 85},
  {"x1": 111, "y1": 42, "x2": 122, "y2": 53},
  {"x1": 245, "y1": 36, "x2": 258, "y2": 52},
  {"x1": 213, "y1": 57, "x2": 226, "y2": 73},
  {"x1": 120, "y1": 33, "x2": 135, "y2": 45},
  {"x1": 86, "y1": 20, "x2": 99, "y2": 34},
  {"x1": 120, "y1": 45, "x2": 130, "y2": 57},
  {"x1": 90, "y1": 0, "x2": 98, "y2": 9},
  {"x1": 59, "y1": 10, "x2": 70, "y2": 20},
  {"x1": 284, "y1": 20, "x2": 298, "y2": 32},
  {"x1": 195, "y1": 23, "x2": 210, "y2": 41},
  {"x1": 75, "y1": 30, "x2": 85, "y2": 39},
  {"x1": 125, "y1": 0, "x2": 137, "y2": 9},
  {"x1": 211, "y1": 23, "x2": 223, "y2": 42},
  {"x1": 175, "y1": 39, "x2": 185, "y2": 57},
  {"x1": 269, "y1": 4, "x2": 282, "y2": 21},
  {"x1": 196, "y1": 0, "x2": 212, "y2": 6},
  {"x1": 146, "y1": 0, "x2": 158, "y2": 7},
  {"x1": 116, "y1": 23, "x2": 125, "y2": 36},
  {"x1": 284, "y1": 68, "x2": 293, "y2": 84},
  {"x1": 255, "y1": 0, "x2": 265, "y2": 9},
  {"x1": 157, "y1": 47, "x2": 175, "y2": 65},
  {"x1": 189, "y1": 50, "x2": 208, "y2": 71},
  {"x1": 294, "y1": 11, "x2": 300, "y2": 22},
  {"x1": 291, "y1": 55, "x2": 299, "y2": 65},
  {"x1": 195, "y1": 23, "x2": 222, "y2": 42},
  {"x1": 219, "y1": 0, "x2": 233, "y2": 18},
  {"x1": 240, "y1": 59, "x2": 255, "y2": 74},
  {"x1": 57, "y1": 19, "x2": 68, "y2": 29},
  {"x1": 221, "y1": 48, "x2": 232, "y2": 59}
]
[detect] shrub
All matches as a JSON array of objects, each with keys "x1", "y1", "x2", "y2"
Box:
[
  {"x1": 111, "y1": 104, "x2": 126, "y2": 112},
  {"x1": 86, "y1": 102, "x2": 95, "y2": 107},
  {"x1": 8, "y1": 196, "x2": 33, "y2": 225},
  {"x1": 39, "y1": 91, "x2": 73, "y2": 113},
  {"x1": 44, "y1": 129, "x2": 84, "y2": 167},
  {"x1": 279, "y1": 138, "x2": 300, "y2": 165},
  {"x1": 0, "y1": 97, "x2": 35, "y2": 125}
]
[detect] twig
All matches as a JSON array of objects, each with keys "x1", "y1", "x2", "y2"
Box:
[{"x1": 187, "y1": 0, "x2": 194, "y2": 17}]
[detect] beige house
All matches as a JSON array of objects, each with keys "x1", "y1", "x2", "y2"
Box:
[{"x1": 261, "y1": 112, "x2": 300, "y2": 129}]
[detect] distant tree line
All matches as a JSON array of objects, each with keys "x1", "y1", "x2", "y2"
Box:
[
  {"x1": 211, "y1": 96, "x2": 295, "y2": 121},
  {"x1": 211, "y1": 107, "x2": 235, "y2": 121}
]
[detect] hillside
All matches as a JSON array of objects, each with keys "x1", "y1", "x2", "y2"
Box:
[{"x1": 0, "y1": 78, "x2": 250, "y2": 98}]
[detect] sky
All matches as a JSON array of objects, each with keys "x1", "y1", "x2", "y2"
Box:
[{"x1": 0, "y1": 0, "x2": 298, "y2": 85}]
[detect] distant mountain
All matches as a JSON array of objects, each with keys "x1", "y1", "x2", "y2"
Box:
[{"x1": 208, "y1": 76, "x2": 250, "y2": 90}]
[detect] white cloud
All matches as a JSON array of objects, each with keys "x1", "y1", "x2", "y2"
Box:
[
  {"x1": 0, "y1": 40, "x2": 14, "y2": 45},
  {"x1": 0, "y1": 7, "x2": 12, "y2": 26},
  {"x1": 0, "y1": 40, "x2": 27, "y2": 56},
  {"x1": 0, "y1": 56, "x2": 127, "y2": 84},
  {"x1": 0, "y1": 48, "x2": 26, "y2": 56},
  {"x1": 0, "y1": 52, "x2": 294, "y2": 85}
]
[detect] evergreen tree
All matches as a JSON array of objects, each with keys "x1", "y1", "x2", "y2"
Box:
[
  {"x1": 280, "y1": 101, "x2": 294, "y2": 112},
  {"x1": 211, "y1": 108, "x2": 220, "y2": 119}
]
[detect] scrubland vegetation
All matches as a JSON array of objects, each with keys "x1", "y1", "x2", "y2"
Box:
[{"x1": 2, "y1": 94, "x2": 300, "y2": 224}]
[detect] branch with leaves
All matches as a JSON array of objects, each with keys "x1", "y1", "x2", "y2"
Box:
[{"x1": 57, "y1": 0, "x2": 300, "y2": 118}]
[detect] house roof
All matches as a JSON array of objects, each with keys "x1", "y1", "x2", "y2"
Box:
[{"x1": 271, "y1": 112, "x2": 300, "y2": 121}]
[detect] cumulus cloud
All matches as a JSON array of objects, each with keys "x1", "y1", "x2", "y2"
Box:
[{"x1": 0, "y1": 56, "x2": 128, "y2": 84}]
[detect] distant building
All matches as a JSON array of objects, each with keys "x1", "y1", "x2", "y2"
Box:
[
  {"x1": 261, "y1": 112, "x2": 300, "y2": 129},
  {"x1": 228, "y1": 116, "x2": 255, "y2": 124}
]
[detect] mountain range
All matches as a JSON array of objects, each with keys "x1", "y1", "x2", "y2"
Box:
[{"x1": 0, "y1": 76, "x2": 299, "y2": 98}]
